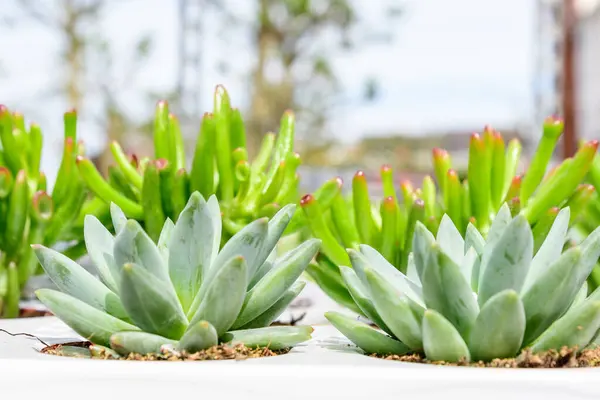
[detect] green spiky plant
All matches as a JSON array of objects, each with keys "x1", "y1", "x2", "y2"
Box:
[
  {"x1": 76, "y1": 85, "x2": 309, "y2": 244},
  {"x1": 33, "y1": 191, "x2": 320, "y2": 357},
  {"x1": 300, "y1": 118, "x2": 599, "y2": 315},
  {"x1": 0, "y1": 106, "x2": 100, "y2": 318},
  {"x1": 325, "y1": 204, "x2": 600, "y2": 363}
]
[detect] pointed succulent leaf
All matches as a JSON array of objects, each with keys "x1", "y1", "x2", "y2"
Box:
[
  {"x1": 406, "y1": 253, "x2": 420, "y2": 284},
  {"x1": 464, "y1": 223, "x2": 485, "y2": 255},
  {"x1": 247, "y1": 249, "x2": 276, "y2": 290},
  {"x1": 188, "y1": 256, "x2": 247, "y2": 335},
  {"x1": 478, "y1": 214, "x2": 533, "y2": 306},
  {"x1": 83, "y1": 215, "x2": 119, "y2": 293},
  {"x1": 460, "y1": 247, "x2": 478, "y2": 286},
  {"x1": 202, "y1": 217, "x2": 268, "y2": 292},
  {"x1": 324, "y1": 311, "x2": 411, "y2": 355},
  {"x1": 570, "y1": 282, "x2": 588, "y2": 310},
  {"x1": 339, "y1": 266, "x2": 392, "y2": 335},
  {"x1": 119, "y1": 263, "x2": 188, "y2": 340},
  {"x1": 110, "y1": 331, "x2": 177, "y2": 356},
  {"x1": 436, "y1": 214, "x2": 465, "y2": 266},
  {"x1": 577, "y1": 227, "x2": 600, "y2": 283},
  {"x1": 231, "y1": 239, "x2": 320, "y2": 329},
  {"x1": 422, "y1": 309, "x2": 471, "y2": 363},
  {"x1": 157, "y1": 218, "x2": 174, "y2": 263},
  {"x1": 221, "y1": 326, "x2": 313, "y2": 351},
  {"x1": 178, "y1": 320, "x2": 218, "y2": 353},
  {"x1": 531, "y1": 300, "x2": 600, "y2": 352},
  {"x1": 33, "y1": 245, "x2": 128, "y2": 320},
  {"x1": 523, "y1": 207, "x2": 570, "y2": 292},
  {"x1": 254, "y1": 204, "x2": 296, "y2": 275},
  {"x1": 238, "y1": 281, "x2": 306, "y2": 329},
  {"x1": 110, "y1": 202, "x2": 127, "y2": 234},
  {"x1": 521, "y1": 247, "x2": 581, "y2": 344},
  {"x1": 114, "y1": 220, "x2": 170, "y2": 283},
  {"x1": 487, "y1": 203, "x2": 512, "y2": 244},
  {"x1": 412, "y1": 221, "x2": 436, "y2": 281},
  {"x1": 468, "y1": 290, "x2": 525, "y2": 361},
  {"x1": 364, "y1": 267, "x2": 424, "y2": 351},
  {"x1": 36, "y1": 289, "x2": 139, "y2": 348},
  {"x1": 421, "y1": 243, "x2": 479, "y2": 337},
  {"x1": 168, "y1": 192, "x2": 220, "y2": 312},
  {"x1": 357, "y1": 245, "x2": 423, "y2": 306}
]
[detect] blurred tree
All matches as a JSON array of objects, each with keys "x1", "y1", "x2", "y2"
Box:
[
  {"x1": 204, "y1": 0, "x2": 403, "y2": 155},
  {"x1": 16, "y1": 0, "x2": 155, "y2": 174}
]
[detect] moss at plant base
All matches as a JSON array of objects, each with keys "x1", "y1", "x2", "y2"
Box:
[
  {"x1": 41, "y1": 341, "x2": 289, "y2": 361},
  {"x1": 371, "y1": 346, "x2": 600, "y2": 368}
]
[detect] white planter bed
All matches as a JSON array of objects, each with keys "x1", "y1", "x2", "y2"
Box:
[{"x1": 2, "y1": 317, "x2": 600, "y2": 399}]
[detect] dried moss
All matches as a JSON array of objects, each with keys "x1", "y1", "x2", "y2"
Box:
[{"x1": 372, "y1": 346, "x2": 600, "y2": 368}]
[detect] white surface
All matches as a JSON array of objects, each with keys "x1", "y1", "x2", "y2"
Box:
[{"x1": 2, "y1": 314, "x2": 600, "y2": 399}]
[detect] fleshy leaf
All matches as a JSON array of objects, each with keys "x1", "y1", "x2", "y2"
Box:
[
  {"x1": 254, "y1": 204, "x2": 296, "y2": 275},
  {"x1": 521, "y1": 246, "x2": 581, "y2": 345},
  {"x1": 238, "y1": 281, "x2": 306, "y2": 329},
  {"x1": 231, "y1": 239, "x2": 320, "y2": 329},
  {"x1": 168, "y1": 192, "x2": 219, "y2": 312},
  {"x1": 468, "y1": 290, "x2": 525, "y2": 361},
  {"x1": 478, "y1": 214, "x2": 533, "y2": 306},
  {"x1": 421, "y1": 243, "x2": 478, "y2": 337},
  {"x1": 221, "y1": 326, "x2": 313, "y2": 351},
  {"x1": 157, "y1": 218, "x2": 174, "y2": 263},
  {"x1": 110, "y1": 331, "x2": 176, "y2": 356},
  {"x1": 36, "y1": 289, "x2": 139, "y2": 348},
  {"x1": 83, "y1": 215, "x2": 119, "y2": 293},
  {"x1": 422, "y1": 309, "x2": 470, "y2": 363},
  {"x1": 357, "y1": 245, "x2": 423, "y2": 306},
  {"x1": 325, "y1": 311, "x2": 411, "y2": 355},
  {"x1": 364, "y1": 267, "x2": 424, "y2": 351},
  {"x1": 522, "y1": 207, "x2": 570, "y2": 292},
  {"x1": 412, "y1": 222, "x2": 436, "y2": 281},
  {"x1": 110, "y1": 202, "x2": 127, "y2": 234},
  {"x1": 464, "y1": 223, "x2": 485, "y2": 255},
  {"x1": 119, "y1": 263, "x2": 188, "y2": 340},
  {"x1": 339, "y1": 266, "x2": 392, "y2": 335},
  {"x1": 436, "y1": 214, "x2": 465, "y2": 266},
  {"x1": 188, "y1": 256, "x2": 247, "y2": 335},
  {"x1": 531, "y1": 300, "x2": 600, "y2": 352},
  {"x1": 178, "y1": 320, "x2": 218, "y2": 352},
  {"x1": 33, "y1": 245, "x2": 128, "y2": 320},
  {"x1": 114, "y1": 219, "x2": 170, "y2": 283}
]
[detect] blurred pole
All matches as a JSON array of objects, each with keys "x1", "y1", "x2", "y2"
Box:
[{"x1": 562, "y1": 0, "x2": 577, "y2": 158}]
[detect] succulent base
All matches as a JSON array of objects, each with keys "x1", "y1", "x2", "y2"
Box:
[
  {"x1": 41, "y1": 341, "x2": 288, "y2": 361},
  {"x1": 371, "y1": 347, "x2": 600, "y2": 368}
]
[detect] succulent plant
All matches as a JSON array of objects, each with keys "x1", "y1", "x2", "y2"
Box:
[
  {"x1": 301, "y1": 118, "x2": 599, "y2": 315},
  {"x1": 33, "y1": 191, "x2": 320, "y2": 356},
  {"x1": 0, "y1": 106, "x2": 99, "y2": 317},
  {"x1": 76, "y1": 85, "x2": 305, "y2": 244},
  {"x1": 325, "y1": 204, "x2": 600, "y2": 362}
]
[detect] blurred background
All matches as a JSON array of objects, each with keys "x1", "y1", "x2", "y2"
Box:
[{"x1": 0, "y1": 0, "x2": 596, "y2": 197}]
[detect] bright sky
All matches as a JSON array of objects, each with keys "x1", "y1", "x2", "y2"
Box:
[{"x1": 1, "y1": 0, "x2": 544, "y2": 183}]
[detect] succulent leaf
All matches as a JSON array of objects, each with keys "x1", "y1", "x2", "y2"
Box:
[
  {"x1": 110, "y1": 331, "x2": 176, "y2": 356},
  {"x1": 168, "y1": 192, "x2": 220, "y2": 312},
  {"x1": 325, "y1": 311, "x2": 411, "y2": 355},
  {"x1": 188, "y1": 256, "x2": 247, "y2": 335},
  {"x1": 83, "y1": 215, "x2": 119, "y2": 293},
  {"x1": 221, "y1": 326, "x2": 313, "y2": 351},
  {"x1": 34, "y1": 245, "x2": 128, "y2": 320},
  {"x1": 468, "y1": 290, "x2": 525, "y2": 361},
  {"x1": 422, "y1": 309, "x2": 471, "y2": 363},
  {"x1": 36, "y1": 289, "x2": 139, "y2": 348},
  {"x1": 478, "y1": 214, "x2": 533, "y2": 306},
  {"x1": 421, "y1": 243, "x2": 478, "y2": 337},
  {"x1": 119, "y1": 263, "x2": 188, "y2": 340},
  {"x1": 364, "y1": 267, "x2": 424, "y2": 350},
  {"x1": 178, "y1": 320, "x2": 218, "y2": 352}
]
